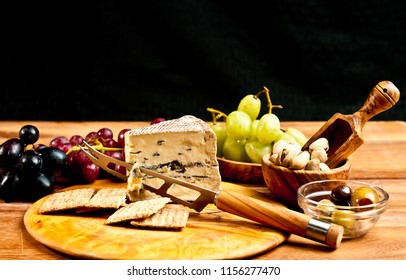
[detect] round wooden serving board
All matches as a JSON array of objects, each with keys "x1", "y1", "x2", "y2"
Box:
[{"x1": 24, "y1": 180, "x2": 288, "y2": 260}]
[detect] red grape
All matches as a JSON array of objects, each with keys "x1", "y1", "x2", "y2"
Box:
[
  {"x1": 97, "y1": 128, "x2": 113, "y2": 140},
  {"x1": 66, "y1": 151, "x2": 78, "y2": 171},
  {"x1": 102, "y1": 138, "x2": 119, "y2": 148},
  {"x1": 105, "y1": 150, "x2": 124, "y2": 160},
  {"x1": 85, "y1": 132, "x2": 97, "y2": 142},
  {"x1": 73, "y1": 150, "x2": 92, "y2": 167},
  {"x1": 59, "y1": 142, "x2": 73, "y2": 153},
  {"x1": 117, "y1": 128, "x2": 131, "y2": 148},
  {"x1": 69, "y1": 135, "x2": 84, "y2": 145},
  {"x1": 105, "y1": 150, "x2": 124, "y2": 171},
  {"x1": 80, "y1": 163, "x2": 100, "y2": 183},
  {"x1": 150, "y1": 118, "x2": 166, "y2": 125},
  {"x1": 115, "y1": 164, "x2": 127, "y2": 176},
  {"x1": 50, "y1": 136, "x2": 69, "y2": 149}
]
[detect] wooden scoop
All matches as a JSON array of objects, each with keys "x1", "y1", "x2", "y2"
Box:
[{"x1": 302, "y1": 80, "x2": 400, "y2": 168}]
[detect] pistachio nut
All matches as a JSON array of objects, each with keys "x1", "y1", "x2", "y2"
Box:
[
  {"x1": 319, "y1": 162, "x2": 330, "y2": 171},
  {"x1": 289, "y1": 141, "x2": 302, "y2": 151},
  {"x1": 272, "y1": 139, "x2": 288, "y2": 155},
  {"x1": 269, "y1": 153, "x2": 279, "y2": 164},
  {"x1": 311, "y1": 147, "x2": 328, "y2": 163},
  {"x1": 277, "y1": 143, "x2": 301, "y2": 167},
  {"x1": 305, "y1": 158, "x2": 321, "y2": 171},
  {"x1": 289, "y1": 150, "x2": 310, "y2": 170},
  {"x1": 277, "y1": 148, "x2": 289, "y2": 167},
  {"x1": 309, "y1": 137, "x2": 329, "y2": 153}
]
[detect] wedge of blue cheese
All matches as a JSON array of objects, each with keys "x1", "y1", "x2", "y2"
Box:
[{"x1": 124, "y1": 115, "x2": 221, "y2": 201}]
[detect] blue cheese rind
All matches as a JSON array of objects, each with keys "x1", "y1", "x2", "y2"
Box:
[{"x1": 124, "y1": 115, "x2": 221, "y2": 200}]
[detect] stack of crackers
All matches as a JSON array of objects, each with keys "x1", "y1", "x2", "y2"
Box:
[{"x1": 39, "y1": 187, "x2": 189, "y2": 230}]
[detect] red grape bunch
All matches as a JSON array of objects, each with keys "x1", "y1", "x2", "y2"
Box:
[
  {"x1": 51, "y1": 127, "x2": 131, "y2": 184},
  {"x1": 56, "y1": 119, "x2": 166, "y2": 184}
]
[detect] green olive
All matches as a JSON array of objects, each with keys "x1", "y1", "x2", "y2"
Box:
[
  {"x1": 350, "y1": 186, "x2": 379, "y2": 206},
  {"x1": 332, "y1": 209, "x2": 356, "y2": 230},
  {"x1": 317, "y1": 199, "x2": 335, "y2": 214}
]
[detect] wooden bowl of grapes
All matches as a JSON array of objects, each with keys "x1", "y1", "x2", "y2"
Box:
[
  {"x1": 217, "y1": 157, "x2": 265, "y2": 184},
  {"x1": 261, "y1": 153, "x2": 352, "y2": 210},
  {"x1": 216, "y1": 128, "x2": 309, "y2": 185}
]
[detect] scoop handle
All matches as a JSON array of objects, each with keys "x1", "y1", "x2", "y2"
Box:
[
  {"x1": 215, "y1": 190, "x2": 343, "y2": 248},
  {"x1": 354, "y1": 80, "x2": 400, "y2": 128}
]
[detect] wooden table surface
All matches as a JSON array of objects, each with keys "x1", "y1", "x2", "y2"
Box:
[{"x1": 1, "y1": 120, "x2": 406, "y2": 260}]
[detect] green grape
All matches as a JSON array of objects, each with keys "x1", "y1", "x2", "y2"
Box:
[
  {"x1": 247, "y1": 119, "x2": 259, "y2": 141},
  {"x1": 237, "y1": 94, "x2": 261, "y2": 120},
  {"x1": 222, "y1": 137, "x2": 248, "y2": 162},
  {"x1": 256, "y1": 113, "x2": 281, "y2": 144},
  {"x1": 225, "y1": 111, "x2": 252, "y2": 140},
  {"x1": 284, "y1": 127, "x2": 308, "y2": 147},
  {"x1": 245, "y1": 139, "x2": 272, "y2": 163},
  {"x1": 274, "y1": 130, "x2": 296, "y2": 143},
  {"x1": 210, "y1": 122, "x2": 227, "y2": 157}
]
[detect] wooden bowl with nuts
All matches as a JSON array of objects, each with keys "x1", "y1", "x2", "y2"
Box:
[{"x1": 261, "y1": 138, "x2": 352, "y2": 210}]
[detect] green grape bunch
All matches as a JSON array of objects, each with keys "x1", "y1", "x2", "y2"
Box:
[{"x1": 207, "y1": 87, "x2": 308, "y2": 164}]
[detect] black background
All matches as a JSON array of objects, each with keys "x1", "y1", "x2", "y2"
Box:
[{"x1": 0, "y1": 1, "x2": 405, "y2": 122}]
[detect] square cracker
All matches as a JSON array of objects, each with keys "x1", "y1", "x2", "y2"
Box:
[
  {"x1": 39, "y1": 188, "x2": 96, "y2": 214},
  {"x1": 85, "y1": 188, "x2": 127, "y2": 209},
  {"x1": 130, "y1": 204, "x2": 189, "y2": 229},
  {"x1": 105, "y1": 197, "x2": 170, "y2": 224}
]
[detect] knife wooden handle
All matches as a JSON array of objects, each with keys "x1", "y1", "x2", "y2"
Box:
[
  {"x1": 215, "y1": 190, "x2": 343, "y2": 248},
  {"x1": 354, "y1": 80, "x2": 400, "y2": 128}
]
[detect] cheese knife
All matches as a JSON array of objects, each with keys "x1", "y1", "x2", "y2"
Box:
[{"x1": 80, "y1": 141, "x2": 344, "y2": 248}]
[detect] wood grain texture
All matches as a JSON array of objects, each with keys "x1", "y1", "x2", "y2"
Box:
[
  {"x1": 23, "y1": 180, "x2": 288, "y2": 260},
  {"x1": 215, "y1": 190, "x2": 343, "y2": 248},
  {"x1": 217, "y1": 157, "x2": 264, "y2": 184},
  {"x1": 1, "y1": 121, "x2": 406, "y2": 260}
]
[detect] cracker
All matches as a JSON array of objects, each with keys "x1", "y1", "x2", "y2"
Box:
[
  {"x1": 105, "y1": 197, "x2": 171, "y2": 224},
  {"x1": 85, "y1": 188, "x2": 127, "y2": 209},
  {"x1": 39, "y1": 188, "x2": 96, "y2": 214},
  {"x1": 130, "y1": 204, "x2": 189, "y2": 229},
  {"x1": 128, "y1": 189, "x2": 161, "y2": 202}
]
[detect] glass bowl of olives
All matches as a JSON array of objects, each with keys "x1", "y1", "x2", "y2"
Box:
[{"x1": 297, "y1": 180, "x2": 389, "y2": 239}]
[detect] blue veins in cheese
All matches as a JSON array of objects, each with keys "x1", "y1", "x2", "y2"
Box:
[{"x1": 124, "y1": 115, "x2": 221, "y2": 201}]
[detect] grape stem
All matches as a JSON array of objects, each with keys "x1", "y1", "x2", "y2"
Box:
[
  {"x1": 66, "y1": 141, "x2": 123, "y2": 156},
  {"x1": 262, "y1": 86, "x2": 283, "y2": 114},
  {"x1": 207, "y1": 108, "x2": 227, "y2": 124},
  {"x1": 207, "y1": 86, "x2": 282, "y2": 123}
]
